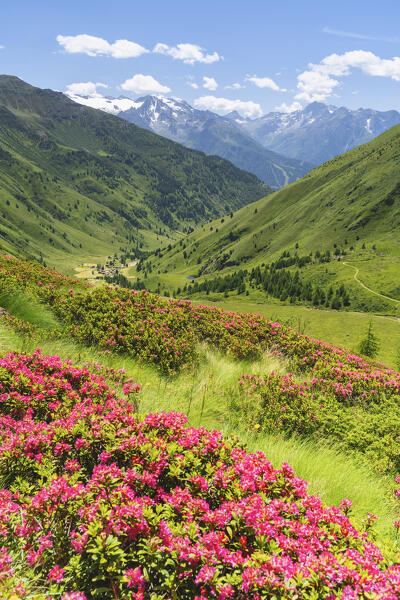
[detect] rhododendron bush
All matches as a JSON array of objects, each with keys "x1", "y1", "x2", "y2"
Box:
[
  {"x1": 1, "y1": 351, "x2": 400, "y2": 599},
  {"x1": 0, "y1": 255, "x2": 88, "y2": 297},
  {"x1": 50, "y1": 282, "x2": 400, "y2": 379},
  {"x1": 0, "y1": 256, "x2": 87, "y2": 339},
  {"x1": 234, "y1": 359, "x2": 400, "y2": 473},
  {"x1": 52, "y1": 288, "x2": 283, "y2": 372}
]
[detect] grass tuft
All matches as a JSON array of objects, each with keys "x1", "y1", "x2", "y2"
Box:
[{"x1": 0, "y1": 290, "x2": 58, "y2": 329}]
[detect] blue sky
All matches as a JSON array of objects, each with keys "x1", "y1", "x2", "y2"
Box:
[{"x1": 2, "y1": 0, "x2": 400, "y2": 117}]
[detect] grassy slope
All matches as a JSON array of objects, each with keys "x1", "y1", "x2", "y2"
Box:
[
  {"x1": 0, "y1": 75, "x2": 268, "y2": 266},
  {"x1": 0, "y1": 320, "x2": 396, "y2": 544},
  {"x1": 145, "y1": 124, "x2": 400, "y2": 314}
]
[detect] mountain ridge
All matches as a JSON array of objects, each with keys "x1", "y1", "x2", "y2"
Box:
[{"x1": 234, "y1": 101, "x2": 400, "y2": 165}]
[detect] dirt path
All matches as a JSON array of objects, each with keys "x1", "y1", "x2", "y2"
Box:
[{"x1": 342, "y1": 261, "x2": 400, "y2": 304}]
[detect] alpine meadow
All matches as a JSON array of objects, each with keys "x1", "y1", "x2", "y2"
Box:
[{"x1": 2, "y1": 2, "x2": 400, "y2": 598}]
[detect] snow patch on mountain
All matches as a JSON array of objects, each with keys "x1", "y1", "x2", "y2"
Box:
[{"x1": 66, "y1": 93, "x2": 143, "y2": 115}]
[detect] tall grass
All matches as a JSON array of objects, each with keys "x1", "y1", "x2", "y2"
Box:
[
  {"x1": 234, "y1": 430, "x2": 396, "y2": 543},
  {"x1": 0, "y1": 323, "x2": 397, "y2": 544},
  {"x1": 0, "y1": 290, "x2": 58, "y2": 329}
]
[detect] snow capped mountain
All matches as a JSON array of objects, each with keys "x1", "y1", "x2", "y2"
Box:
[
  {"x1": 120, "y1": 95, "x2": 201, "y2": 138},
  {"x1": 231, "y1": 102, "x2": 400, "y2": 165},
  {"x1": 65, "y1": 92, "x2": 144, "y2": 115},
  {"x1": 66, "y1": 90, "x2": 400, "y2": 184}
]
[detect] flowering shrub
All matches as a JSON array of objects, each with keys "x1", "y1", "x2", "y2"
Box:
[
  {"x1": 0, "y1": 256, "x2": 87, "y2": 337},
  {"x1": 52, "y1": 289, "x2": 284, "y2": 373},
  {"x1": 234, "y1": 368, "x2": 400, "y2": 473},
  {"x1": 49, "y1": 277, "x2": 400, "y2": 380},
  {"x1": 53, "y1": 287, "x2": 199, "y2": 374},
  {"x1": 0, "y1": 256, "x2": 88, "y2": 296},
  {"x1": 1, "y1": 350, "x2": 400, "y2": 598},
  {"x1": 49, "y1": 287, "x2": 304, "y2": 372},
  {"x1": 0, "y1": 312, "x2": 36, "y2": 337}
]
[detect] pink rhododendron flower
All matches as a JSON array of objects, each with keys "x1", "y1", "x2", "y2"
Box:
[{"x1": 48, "y1": 564, "x2": 66, "y2": 582}]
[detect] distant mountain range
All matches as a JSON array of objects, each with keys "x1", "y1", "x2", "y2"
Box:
[
  {"x1": 68, "y1": 90, "x2": 400, "y2": 176},
  {"x1": 66, "y1": 92, "x2": 312, "y2": 189},
  {"x1": 230, "y1": 102, "x2": 400, "y2": 165}
]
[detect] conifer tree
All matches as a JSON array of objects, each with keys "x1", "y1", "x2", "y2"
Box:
[{"x1": 358, "y1": 321, "x2": 380, "y2": 359}]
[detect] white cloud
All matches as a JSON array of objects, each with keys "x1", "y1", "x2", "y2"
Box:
[
  {"x1": 56, "y1": 34, "x2": 148, "y2": 58},
  {"x1": 225, "y1": 82, "x2": 242, "y2": 89},
  {"x1": 153, "y1": 42, "x2": 221, "y2": 64},
  {"x1": 194, "y1": 96, "x2": 262, "y2": 118},
  {"x1": 110, "y1": 39, "x2": 149, "y2": 59},
  {"x1": 322, "y1": 50, "x2": 400, "y2": 79},
  {"x1": 202, "y1": 76, "x2": 218, "y2": 91},
  {"x1": 57, "y1": 35, "x2": 222, "y2": 65},
  {"x1": 295, "y1": 50, "x2": 400, "y2": 103},
  {"x1": 247, "y1": 76, "x2": 286, "y2": 92},
  {"x1": 121, "y1": 74, "x2": 170, "y2": 94},
  {"x1": 322, "y1": 27, "x2": 400, "y2": 44},
  {"x1": 296, "y1": 69, "x2": 340, "y2": 103},
  {"x1": 0, "y1": 45, "x2": 4, "y2": 50},
  {"x1": 275, "y1": 101, "x2": 303, "y2": 113},
  {"x1": 65, "y1": 81, "x2": 108, "y2": 96}
]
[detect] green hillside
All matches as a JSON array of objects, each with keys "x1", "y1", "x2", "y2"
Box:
[
  {"x1": 0, "y1": 75, "x2": 268, "y2": 268},
  {"x1": 140, "y1": 124, "x2": 400, "y2": 315}
]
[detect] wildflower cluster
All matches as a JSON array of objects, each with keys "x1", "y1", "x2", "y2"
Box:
[
  {"x1": 1, "y1": 350, "x2": 400, "y2": 598},
  {"x1": 235, "y1": 362, "x2": 400, "y2": 473},
  {"x1": 0, "y1": 256, "x2": 87, "y2": 297},
  {"x1": 0, "y1": 312, "x2": 36, "y2": 337},
  {"x1": 51, "y1": 287, "x2": 290, "y2": 372},
  {"x1": 0, "y1": 256, "x2": 86, "y2": 336}
]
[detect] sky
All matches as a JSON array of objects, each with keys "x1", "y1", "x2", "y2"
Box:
[{"x1": 2, "y1": 0, "x2": 400, "y2": 118}]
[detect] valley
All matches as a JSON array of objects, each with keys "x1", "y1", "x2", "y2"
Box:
[
  {"x1": 67, "y1": 92, "x2": 313, "y2": 188},
  {"x1": 132, "y1": 124, "x2": 400, "y2": 324},
  {"x1": 69, "y1": 90, "x2": 400, "y2": 183}
]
